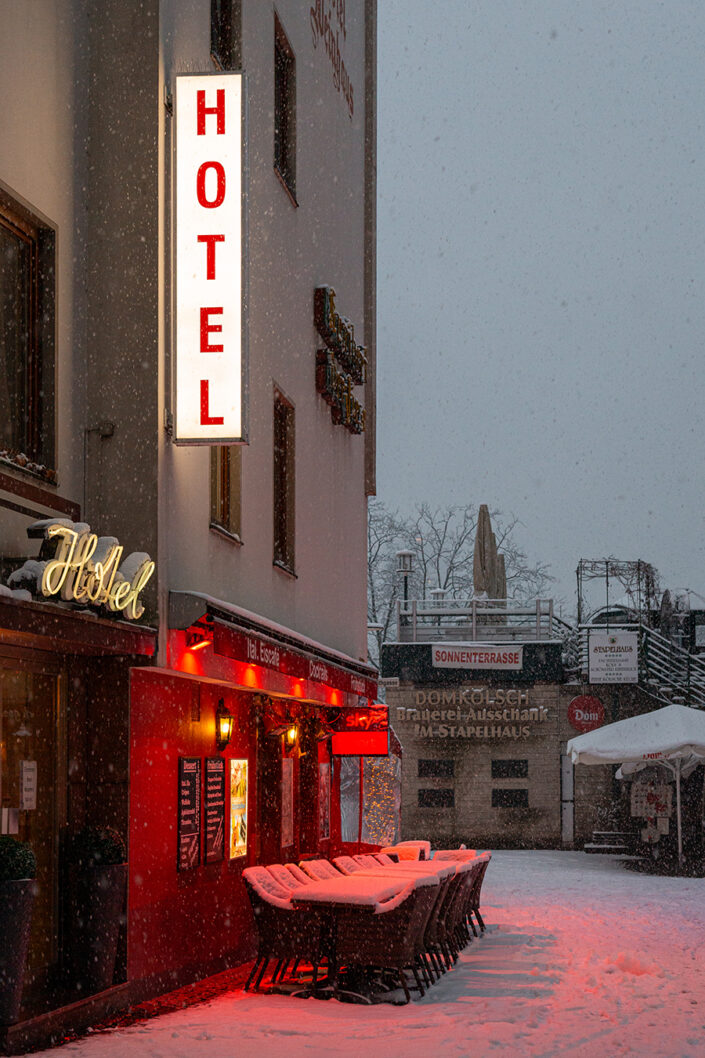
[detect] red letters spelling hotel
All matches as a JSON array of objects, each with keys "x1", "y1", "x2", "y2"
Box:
[{"x1": 196, "y1": 88, "x2": 225, "y2": 426}]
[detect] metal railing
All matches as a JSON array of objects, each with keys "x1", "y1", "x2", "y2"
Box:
[
  {"x1": 395, "y1": 597, "x2": 565, "y2": 643},
  {"x1": 573, "y1": 623, "x2": 705, "y2": 709}
]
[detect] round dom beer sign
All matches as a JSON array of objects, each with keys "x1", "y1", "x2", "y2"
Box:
[{"x1": 568, "y1": 695, "x2": 604, "y2": 733}]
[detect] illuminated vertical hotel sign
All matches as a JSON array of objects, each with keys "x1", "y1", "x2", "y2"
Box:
[{"x1": 175, "y1": 73, "x2": 247, "y2": 443}]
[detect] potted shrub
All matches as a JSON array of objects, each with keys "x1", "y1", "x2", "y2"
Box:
[
  {"x1": 64, "y1": 826, "x2": 127, "y2": 995},
  {"x1": 0, "y1": 836, "x2": 36, "y2": 1025}
]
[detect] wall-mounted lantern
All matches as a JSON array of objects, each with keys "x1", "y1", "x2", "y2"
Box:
[{"x1": 215, "y1": 698, "x2": 234, "y2": 751}]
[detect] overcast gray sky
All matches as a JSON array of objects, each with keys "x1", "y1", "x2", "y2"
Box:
[{"x1": 376, "y1": 0, "x2": 705, "y2": 612}]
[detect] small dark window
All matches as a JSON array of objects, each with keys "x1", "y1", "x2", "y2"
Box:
[
  {"x1": 211, "y1": 0, "x2": 241, "y2": 70},
  {"x1": 491, "y1": 759, "x2": 529, "y2": 779},
  {"x1": 418, "y1": 788, "x2": 455, "y2": 809},
  {"x1": 210, "y1": 445, "x2": 242, "y2": 539},
  {"x1": 274, "y1": 14, "x2": 296, "y2": 199},
  {"x1": 492, "y1": 788, "x2": 529, "y2": 808},
  {"x1": 0, "y1": 192, "x2": 55, "y2": 469},
  {"x1": 418, "y1": 759, "x2": 455, "y2": 779},
  {"x1": 273, "y1": 390, "x2": 295, "y2": 572}
]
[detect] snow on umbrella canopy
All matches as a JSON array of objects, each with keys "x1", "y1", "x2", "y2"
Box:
[{"x1": 567, "y1": 703, "x2": 705, "y2": 868}]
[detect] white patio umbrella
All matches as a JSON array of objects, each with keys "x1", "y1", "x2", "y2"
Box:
[{"x1": 567, "y1": 704, "x2": 705, "y2": 867}]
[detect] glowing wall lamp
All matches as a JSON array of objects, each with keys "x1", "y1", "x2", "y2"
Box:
[
  {"x1": 187, "y1": 627, "x2": 211, "y2": 651},
  {"x1": 215, "y1": 698, "x2": 234, "y2": 751},
  {"x1": 286, "y1": 724, "x2": 298, "y2": 746}
]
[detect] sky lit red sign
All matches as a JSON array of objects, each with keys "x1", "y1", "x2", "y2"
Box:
[
  {"x1": 175, "y1": 73, "x2": 246, "y2": 443},
  {"x1": 330, "y1": 704, "x2": 389, "y2": 756}
]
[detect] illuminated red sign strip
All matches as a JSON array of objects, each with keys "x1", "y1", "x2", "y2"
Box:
[
  {"x1": 212, "y1": 622, "x2": 377, "y2": 699},
  {"x1": 330, "y1": 731, "x2": 389, "y2": 756}
]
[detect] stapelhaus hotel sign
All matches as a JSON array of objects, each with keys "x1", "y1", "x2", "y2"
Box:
[{"x1": 174, "y1": 73, "x2": 247, "y2": 444}]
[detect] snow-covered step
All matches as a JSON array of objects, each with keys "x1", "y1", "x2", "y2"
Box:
[{"x1": 584, "y1": 842, "x2": 631, "y2": 854}]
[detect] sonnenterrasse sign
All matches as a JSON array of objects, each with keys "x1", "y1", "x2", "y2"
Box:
[
  {"x1": 431, "y1": 644, "x2": 523, "y2": 671},
  {"x1": 588, "y1": 631, "x2": 639, "y2": 684},
  {"x1": 175, "y1": 73, "x2": 246, "y2": 444}
]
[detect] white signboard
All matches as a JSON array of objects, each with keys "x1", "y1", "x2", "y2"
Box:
[
  {"x1": 19, "y1": 761, "x2": 37, "y2": 811},
  {"x1": 431, "y1": 644, "x2": 523, "y2": 671},
  {"x1": 175, "y1": 73, "x2": 246, "y2": 443},
  {"x1": 588, "y1": 631, "x2": 639, "y2": 684}
]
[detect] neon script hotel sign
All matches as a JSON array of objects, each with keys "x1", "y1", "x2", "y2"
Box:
[
  {"x1": 175, "y1": 73, "x2": 246, "y2": 443},
  {"x1": 41, "y1": 524, "x2": 155, "y2": 621}
]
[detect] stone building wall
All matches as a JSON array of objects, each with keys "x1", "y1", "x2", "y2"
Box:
[{"x1": 387, "y1": 679, "x2": 635, "y2": 849}]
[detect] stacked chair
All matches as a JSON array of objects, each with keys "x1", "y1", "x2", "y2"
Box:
[{"x1": 242, "y1": 848, "x2": 492, "y2": 1004}]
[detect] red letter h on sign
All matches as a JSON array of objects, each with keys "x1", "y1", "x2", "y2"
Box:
[{"x1": 197, "y1": 89, "x2": 225, "y2": 135}]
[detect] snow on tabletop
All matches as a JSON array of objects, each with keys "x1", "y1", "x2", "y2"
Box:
[
  {"x1": 353, "y1": 868, "x2": 440, "y2": 888},
  {"x1": 290, "y1": 874, "x2": 408, "y2": 905},
  {"x1": 32, "y1": 851, "x2": 705, "y2": 1058}
]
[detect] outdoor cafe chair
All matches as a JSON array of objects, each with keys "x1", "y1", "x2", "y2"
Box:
[
  {"x1": 433, "y1": 848, "x2": 478, "y2": 861},
  {"x1": 374, "y1": 852, "x2": 397, "y2": 865},
  {"x1": 266, "y1": 863, "x2": 310, "y2": 892},
  {"x1": 285, "y1": 862, "x2": 311, "y2": 886},
  {"x1": 395, "y1": 839, "x2": 431, "y2": 860},
  {"x1": 299, "y1": 858, "x2": 342, "y2": 881},
  {"x1": 467, "y1": 852, "x2": 492, "y2": 933},
  {"x1": 242, "y1": 867, "x2": 326, "y2": 993},
  {"x1": 353, "y1": 853, "x2": 384, "y2": 868},
  {"x1": 332, "y1": 854, "x2": 363, "y2": 875},
  {"x1": 333, "y1": 878, "x2": 435, "y2": 1003}
]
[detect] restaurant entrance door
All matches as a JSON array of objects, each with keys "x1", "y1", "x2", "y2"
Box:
[{"x1": 0, "y1": 656, "x2": 64, "y2": 988}]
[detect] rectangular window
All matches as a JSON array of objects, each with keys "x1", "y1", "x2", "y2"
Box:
[
  {"x1": 210, "y1": 445, "x2": 242, "y2": 539},
  {"x1": 492, "y1": 788, "x2": 529, "y2": 808},
  {"x1": 491, "y1": 759, "x2": 529, "y2": 779},
  {"x1": 418, "y1": 788, "x2": 455, "y2": 809},
  {"x1": 418, "y1": 759, "x2": 455, "y2": 779},
  {"x1": 0, "y1": 192, "x2": 55, "y2": 469},
  {"x1": 211, "y1": 0, "x2": 241, "y2": 70},
  {"x1": 273, "y1": 390, "x2": 295, "y2": 572},
  {"x1": 274, "y1": 14, "x2": 296, "y2": 200}
]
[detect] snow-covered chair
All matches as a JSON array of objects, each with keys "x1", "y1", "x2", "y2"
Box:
[
  {"x1": 242, "y1": 867, "x2": 326, "y2": 992},
  {"x1": 467, "y1": 851, "x2": 492, "y2": 933},
  {"x1": 395, "y1": 839, "x2": 431, "y2": 860},
  {"x1": 380, "y1": 844, "x2": 422, "y2": 861},
  {"x1": 353, "y1": 853, "x2": 382, "y2": 868},
  {"x1": 433, "y1": 848, "x2": 478, "y2": 861},
  {"x1": 334, "y1": 878, "x2": 435, "y2": 1003},
  {"x1": 266, "y1": 863, "x2": 309, "y2": 892},
  {"x1": 284, "y1": 862, "x2": 311, "y2": 886},
  {"x1": 374, "y1": 852, "x2": 396, "y2": 866},
  {"x1": 299, "y1": 858, "x2": 341, "y2": 881},
  {"x1": 332, "y1": 855, "x2": 363, "y2": 875}
]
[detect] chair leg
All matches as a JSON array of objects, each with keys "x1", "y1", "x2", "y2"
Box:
[
  {"x1": 244, "y1": 956, "x2": 263, "y2": 992},
  {"x1": 474, "y1": 908, "x2": 486, "y2": 932},
  {"x1": 411, "y1": 965, "x2": 425, "y2": 996},
  {"x1": 254, "y1": 955, "x2": 270, "y2": 991},
  {"x1": 398, "y1": 969, "x2": 411, "y2": 1004}
]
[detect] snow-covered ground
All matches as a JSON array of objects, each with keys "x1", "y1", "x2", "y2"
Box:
[{"x1": 40, "y1": 851, "x2": 705, "y2": 1057}]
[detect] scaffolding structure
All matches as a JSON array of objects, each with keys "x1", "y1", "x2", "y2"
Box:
[{"x1": 576, "y1": 558, "x2": 661, "y2": 626}]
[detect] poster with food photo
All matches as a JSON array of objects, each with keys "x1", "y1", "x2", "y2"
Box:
[{"x1": 229, "y1": 758, "x2": 248, "y2": 859}]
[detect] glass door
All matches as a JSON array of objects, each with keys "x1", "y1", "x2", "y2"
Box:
[{"x1": 0, "y1": 661, "x2": 63, "y2": 984}]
